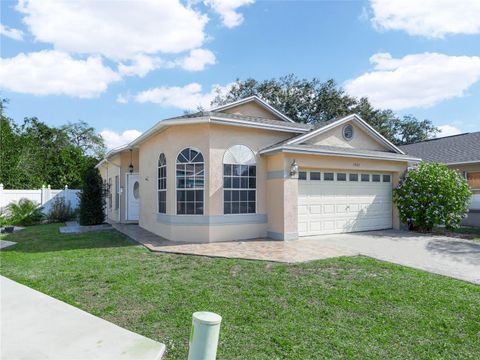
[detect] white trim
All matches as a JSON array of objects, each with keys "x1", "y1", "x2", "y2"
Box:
[
  {"x1": 209, "y1": 95, "x2": 296, "y2": 123},
  {"x1": 209, "y1": 116, "x2": 307, "y2": 133},
  {"x1": 285, "y1": 114, "x2": 405, "y2": 155},
  {"x1": 125, "y1": 172, "x2": 140, "y2": 221},
  {"x1": 260, "y1": 145, "x2": 421, "y2": 162}
]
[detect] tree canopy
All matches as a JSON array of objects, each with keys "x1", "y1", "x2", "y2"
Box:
[
  {"x1": 211, "y1": 75, "x2": 438, "y2": 145},
  {"x1": 0, "y1": 99, "x2": 105, "y2": 189}
]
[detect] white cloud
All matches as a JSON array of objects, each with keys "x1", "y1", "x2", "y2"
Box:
[
  {"x1": 128, "y1": 82, "x2": 233, "y2": 110},
  {"x1": 118, "y1": 49, "x2": 216, "y2": 76},
  {"x1": 0, "y1": 50, "x2": 120, "y2": 98},
  {"x1": 0, "y1": 23, "x2": 24, "y2": 40},
  {"x1": 16, "y1": 0, "x2": 208, "y2": 60},
  {"x1": 437, "y1": 125, "x2": 462, "y2": 138},
  {"x1": 100, "y1": 129, "x2": 142, "y2": 150},
  {"x1": 177, "y1": 48, "x2": 216, "y2": 71},
  {"x1": 118, "y1": 55, "x2": 166, "y2": 77},
  {"x1": 369, "y1": 0, "x2": 480, "y2": 38},
  {"x1": 205, "y1": 0, "x2": 254, "y2": 28},
  {"x1": 344, "y1": 52, "x2": 480, "y2": 110}
]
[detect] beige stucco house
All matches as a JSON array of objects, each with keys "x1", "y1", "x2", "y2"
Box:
[{"x1": 97, "y1": 96, "x2": 419, "y2": 242}]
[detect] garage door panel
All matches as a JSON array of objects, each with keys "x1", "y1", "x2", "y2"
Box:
[{"x1": 298, "y1": 171, "x2": 392, "y2": 236}]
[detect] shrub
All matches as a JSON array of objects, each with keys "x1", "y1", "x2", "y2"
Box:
[
  {"x1": 394, "y1": 163, "x2": 472, "y2": 232},
  {"x1": 79, "y1": 168, "x2": 105, "y2": 225},
  {"x1": 4, "y1": 198, "x2": 44, "y2": 226},
  {"x1": 47, "y1": 196, "x2": 76, "y2": 223}
]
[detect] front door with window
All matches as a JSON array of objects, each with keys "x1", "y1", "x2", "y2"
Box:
[{"x1": 127, "y1": 173, "x2": 140, "y2": 221}]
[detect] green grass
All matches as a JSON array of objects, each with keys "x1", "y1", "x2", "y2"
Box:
[{"x1": 1, "y1": 224, "x2": 479, "y2": 359}]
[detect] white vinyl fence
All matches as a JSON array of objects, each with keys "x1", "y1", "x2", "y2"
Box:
[{"x1": 0, "y1": 184, "x2": 80, "y2": 214}]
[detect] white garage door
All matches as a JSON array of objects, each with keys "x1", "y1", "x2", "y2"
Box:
[{"x1": 298, "y1": 170, "x2": 392, "y2": 236}]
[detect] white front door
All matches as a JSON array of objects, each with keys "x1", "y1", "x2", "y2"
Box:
[
  {"x1": 298, "y1": 170, "x2": 392, "y2": 236},
  {"x1": 126, "y1": 174, "x2": 140, "y2": 221}
]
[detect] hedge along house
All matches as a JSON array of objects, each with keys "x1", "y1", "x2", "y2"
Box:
[{"x1": 96, "y1": 96, "x2": 419, "y2": 242}]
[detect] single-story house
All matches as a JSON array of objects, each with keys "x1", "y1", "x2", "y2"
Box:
[
  {"x1": 399, "y1": 132, "x2": 480, "y2": 227},
  {"x1": 96, "y1": 96, "x2": 419, "y2": 242}
]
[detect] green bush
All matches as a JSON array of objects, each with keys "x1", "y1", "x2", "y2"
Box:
[
  {"x1": 47, "y1": 196, "x2": 76, "y2": 223},
  {"x1": 4, "y1": 198, "x2": 44, "y2": 226},
  {"x1": 79, "y1": 168, "x2": 105, "y2": 226},
  {"x1": 394, "y1": 163, "x2": 472, "y2": 232}
]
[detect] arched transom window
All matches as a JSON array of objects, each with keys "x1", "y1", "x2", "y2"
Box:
[
  {"x1": 158, "y1": 153, "x2": 167, "y2": 214},
  {"x1": 223, "y1": 145, "x2": 256, "y2": 214},
  {"x1": 176, "y1": 148, "x2": 204, "y2": 215}
]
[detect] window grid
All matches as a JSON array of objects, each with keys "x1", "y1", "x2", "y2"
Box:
[
  {"x1": 158, "y1": 154, "x2": 167, "y2": 214},
  {"x1": 224, "y1": 164, "x2": 256, "y2": 214},
  {"x1": 176, "y1": 148, "x2": 204, "y2": 215}
]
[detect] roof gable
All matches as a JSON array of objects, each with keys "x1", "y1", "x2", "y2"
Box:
[
  {"x1": 286, "y1": 114, "x2": 405, "y2": 154},
  {"x1": 209, "y1": 96, "x2": 295, "y2": 123}
]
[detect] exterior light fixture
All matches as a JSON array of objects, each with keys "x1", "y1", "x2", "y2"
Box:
[
  {"x1": 290, "y1": 159, "x2": 298, "y2": 177},
  {"x1": 128, "y1": 149, "x2": 134, "y2": 173}
]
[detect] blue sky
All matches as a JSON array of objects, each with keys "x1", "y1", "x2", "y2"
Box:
[{"x1": 1, "y1": 0, "x2": 479, "y2": 149}]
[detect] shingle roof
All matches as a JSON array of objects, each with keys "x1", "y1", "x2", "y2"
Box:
[
  {"x1": 398, "y1": 132, "x2": 480, "y2": 164},
  {"x1": 167, "y1": 111, "x2": 312, "y2": 130}
]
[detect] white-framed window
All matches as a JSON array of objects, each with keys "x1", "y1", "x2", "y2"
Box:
[
  {"x1": 115, "y1": 175, "x2": 119, "y2": 209},
  {"x1": 223, "y1": 145, "x2": 256, "y2": 214},
  {"x1": 176, "y1": 148, "x2": 204, "y2": 215},
  {"x1": 158, "y1": 153, "x2": 167, "y2": 214}
]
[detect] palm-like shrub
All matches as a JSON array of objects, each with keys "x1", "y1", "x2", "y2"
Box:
[
  {"x1": 394, "y1": 163, "x2": 471, "y2": 232},
  {"x1": 4, "y1": 198, "x2": 44, "y2": 226},
  {"x1": 79, "y1": 168, "x2": 105, "y2": 225},
  {"x1": 47, "y1": 196, "x2": 76, "y2": 223}
]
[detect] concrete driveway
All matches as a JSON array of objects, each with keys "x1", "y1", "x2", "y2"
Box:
[
  {"x1": 307, "y1": 230, "x2": 480, "y2": 284},
  {"x1": 1, "y1": 276, "x2": 165, "y2": 360}
]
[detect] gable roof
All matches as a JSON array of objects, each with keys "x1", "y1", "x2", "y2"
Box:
[
  {"x1": 209, "y1": 96, "x2": 296, "y2": 123},
  {"x1": 399, "y1": 132, "x2": 480, "y2": 164},
  {"x1": 261, "y1": 114, "x2": 405, "y2": 155}
]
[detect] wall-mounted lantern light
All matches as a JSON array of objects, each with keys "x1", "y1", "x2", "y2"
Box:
[
  {"x1": 128, "y1": 149, "x2": 134, "y2": 173},
  {"x1": 290, "y1": 159, "x2": 298, "y2": 177}
]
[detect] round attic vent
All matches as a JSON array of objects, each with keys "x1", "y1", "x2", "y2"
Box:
[{"x1": 343, "y1": 124, "x2": 354, "y2": 141}]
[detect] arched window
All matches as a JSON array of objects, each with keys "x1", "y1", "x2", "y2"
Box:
[
  {"x1": 223, "y1": 145, "x2": 256, "y2": 214},
  {"x1": 176, "y1": 148, "x2": 204, "y2": 215},
  {"x1": 158, "y1": 153, "x2": 167, "y2": 214}
]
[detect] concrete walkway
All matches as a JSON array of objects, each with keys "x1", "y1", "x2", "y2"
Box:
[
  {"x1": 308, "y1": 230, "x2": 480, "y2": 284},
  {"x1": 0, "y1": 240, "x2": 17, "y2": 249},
  {"x1": 1, "y1": 276, "x2": 165, "y2": 360}
]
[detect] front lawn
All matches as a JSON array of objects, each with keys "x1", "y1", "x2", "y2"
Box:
[{"x1": 1, "y1": 224, "x2": 479, "y2": 359}]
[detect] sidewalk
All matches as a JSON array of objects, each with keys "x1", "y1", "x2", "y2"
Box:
[{"x1": 1, "y1": 276, "x2": 165, "y2": 360}]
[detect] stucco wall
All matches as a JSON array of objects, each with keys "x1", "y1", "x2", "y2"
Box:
[
  {"x1": 264, "y1": 152, "x2": 409, "y2": 239},
  {"x1": 138, "y1": 123, "x2": 293, "y2": 242},
  {"x1": 220, "y1": 101, "x2": 283, "y2": 121},
  {"x1": 304, "y1": 121, "x2": 388, "y2": 151}
]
